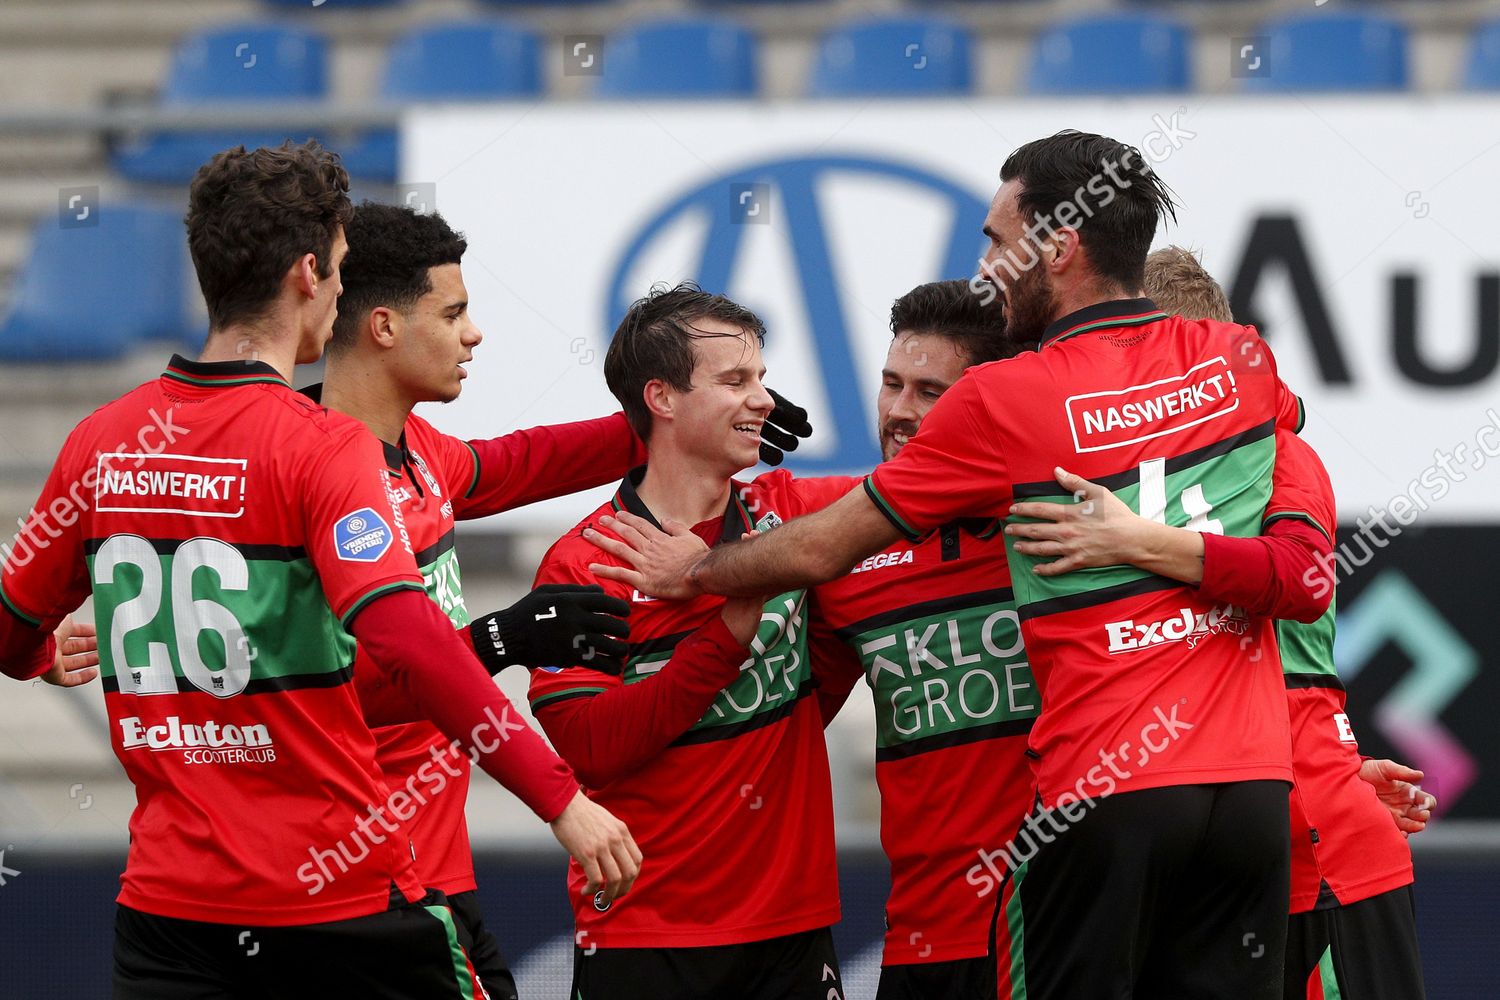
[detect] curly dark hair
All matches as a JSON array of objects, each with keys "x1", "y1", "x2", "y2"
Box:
[
  {"x1": 889, "y1": 279, "x2": 1021, "y2": 365},
  {"x1": 605, "y1": 282, "x2": 766, "y2": 441},
  {"x1": 329, "y1": 203, "x2": 469, "y2": 352},
  {"x1": 1000, "y1": 130, "x2": 1178, "y2": 293},
  {"x1": 185, "y1": 140, "x2": 353, "y2": 330}
]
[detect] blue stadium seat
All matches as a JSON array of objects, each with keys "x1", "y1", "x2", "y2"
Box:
[
  {"x1": 808, "y1": 17, "x2": 973, "y2": 97},
  {"x1": 383, "y1": 20, "x2": 541, "y2": 99},
  {"x1": 0, "y1": 207, "x2": 198, "y2": 362},
  {"x1": 338, "y1": 21, "x2": 544, "y2": 181},
  {"x1": 1028, "y1": 15, "x2": 1189, "y2": 94},
  {"x1": 112, "y1": 25, "x2": 329, "y2": 185},
  {"x1": 595, "y1": 18, "x2": 758, "y2": 98},
  {"x1": 1244, "y1": 13, "x2": 1408, "y2": 92},
  {"x1": 1464, "y1": 20, "x2": 1500, "y2": 89}
]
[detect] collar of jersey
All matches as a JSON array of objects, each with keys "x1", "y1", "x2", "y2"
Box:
[
  {"x1": 1040, "y1": 298, "x2": 1168, "y2": 349},
  {"x1": 163, "y1": 354, "x2": 289, "y2": 390},
  {"x1": 298, "y1": 381, "x2": 408, "y2": 476},
  {"x1": 610, "y1": 465, "x2": 754, "y2": 546}
]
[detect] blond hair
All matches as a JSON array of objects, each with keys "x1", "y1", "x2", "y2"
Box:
[{"x1": 1144, "y1": 246, "x2": 1233, "y2": 323}]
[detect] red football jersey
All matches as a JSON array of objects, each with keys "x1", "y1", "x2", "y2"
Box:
[
  {"x1": 806, "y1": 477, "x2": 1037, "y2": 966},
  {"x1": 1266, "y1": 431, "x2": 1414, "y2": 913},
  {"x1": 0, "y1": 357, "x2": 427, "y2": 924},
  {"x1": 868, "y1": 300, "x2": 1304, "y2": 808},
  {"x1": 528, "y1": 469, "x2": 840, "y2": 948},
  {"x1": 352, "y1": 406, "x2": 642, "y2": 895}
]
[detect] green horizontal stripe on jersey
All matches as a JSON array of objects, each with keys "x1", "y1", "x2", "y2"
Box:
[
  {"x1": 1276, "y1": 599, "x2": 1338, "y2": 678},
  {"x1": 0, "y1": 581, "x2": 41, "y2": 627},
  {"x1": 1010, "y1": 419, "x2": 1275, "y2": 499},
  {"x1": 833, "y1": 586, "x2": 1016, "y2": 641},
  {"x1": 88, "y1": 550, "x2": 364, "y2": 687},
  {"x1": 875, "y1": 717, "x2": 1035, "y2": 762},
  {"x1": 627, "y1": 590, "x2": 812, "y2": 739},
  {"x1": 1008, "y1": 429, "x2": 1276, "y2": 615},
  {"x1": 845, "y1": 596, "x2": 1037, "y2": 750}
]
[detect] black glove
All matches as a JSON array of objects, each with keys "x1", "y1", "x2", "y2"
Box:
[
  {"x1": 470, "y1": 584, "x2": 631, "y2": 675},
  {"x1": 759, "y1": 387, "x2": 814, "y2": 466}
]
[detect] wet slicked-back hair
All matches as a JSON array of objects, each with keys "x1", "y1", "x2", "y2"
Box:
[
  {"x1": 330, "y1": 203, "x2": 468, "y2": 352},
  {"x1": 186, "y1": 140, "x2": 353, "y2": 330},
  {"x1": 999, "y1": 130, "x2": 1178, "y2": 293},
  {"x1": 605, "y1": 282, "x2": 766, "y2": 441},
  {"x1": 1143, "y1": 246, "x2": 1233, "y2": 323},
  {"x1": 889, "y1": 279, "x2": 1022, "y2": 364}
]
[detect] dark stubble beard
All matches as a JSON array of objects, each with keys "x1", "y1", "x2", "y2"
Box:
[{"x1": 1001, "y1": 262, "x2": 1059, "y2": 347}]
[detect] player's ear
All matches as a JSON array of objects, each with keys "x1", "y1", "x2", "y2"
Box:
[
  {"x1": 1049, "y1": 226, "x2": 1083, "y2": 274},
  {"x1": 367, "y1": 306, "x2": 399, "y2": 349},
  {"x1": 642, "y1": 378, "x2": 673, "y2": 424},
  {"x1": 290, "y1": 252, "x2": 320, "y2": 300}
]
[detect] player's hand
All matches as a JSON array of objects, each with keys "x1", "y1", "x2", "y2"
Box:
[
  {"x1": 1358, "y1": 758, "x2": 1437, "y2": 835},
  {"x1": 549, "y1": 791, "x2": 642, "y2": 904},
  {"x1": 43, "y1": 615, "x2": 100, "y2": 688},
  {"x1": 719, "y1": 594, "x2": 768, "y2": 646},
  {"x1": 584, "y1": 512, "x2": 707, "y2": 601},
  {"x1": 1005, "y1": 467, "x2": 1150, "y2": 577},
  {"x1": 470, "y1": 585, "x2": 631, "y2": 675},
  {"x1": 759, "y1": 388, "x2": 813, "y2": 467}
]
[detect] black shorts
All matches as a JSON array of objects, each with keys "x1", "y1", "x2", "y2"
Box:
[
  {"x1": 1284, "y1": 884, "x2": 1425, "y2": 1000},
  {"x1": 112, "y1": 889, "x2": 484, "y2": 1000},
  {"x1": 995, "y1": 781, "x2": 1291, "y2": 1000},
  {"x1": 876, "y1": 955, "x2": 994, "y2": 1000},
  {"x1": 447, "y1": 889, "x2": 518, "y2": 1000},
  {"x1": 572, "y1": 926, "x2": 842, "y2": 1000}
]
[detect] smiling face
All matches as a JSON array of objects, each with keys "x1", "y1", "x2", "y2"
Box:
[
  {"x1": 389, "y1": 263, "x2": 482, "y2": 404},
  {"x1": 656, "y1": 318, "x2": 774, "y2": 475},
  {"x1": 878, "y1": 331, "x2": 972, "y2": 461},
  {"x1": 981, "y1": 179, "x2": 1060, "y2": 346}
]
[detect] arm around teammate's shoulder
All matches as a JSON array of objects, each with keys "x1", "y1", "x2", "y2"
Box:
[{"x1": 452, "y1": 413, "x2": 646, "y2": 519}]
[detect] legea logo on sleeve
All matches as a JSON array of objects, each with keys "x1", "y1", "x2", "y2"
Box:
[{"x1": 335, "y1": 508, "x2": 394, "y2": 562}]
